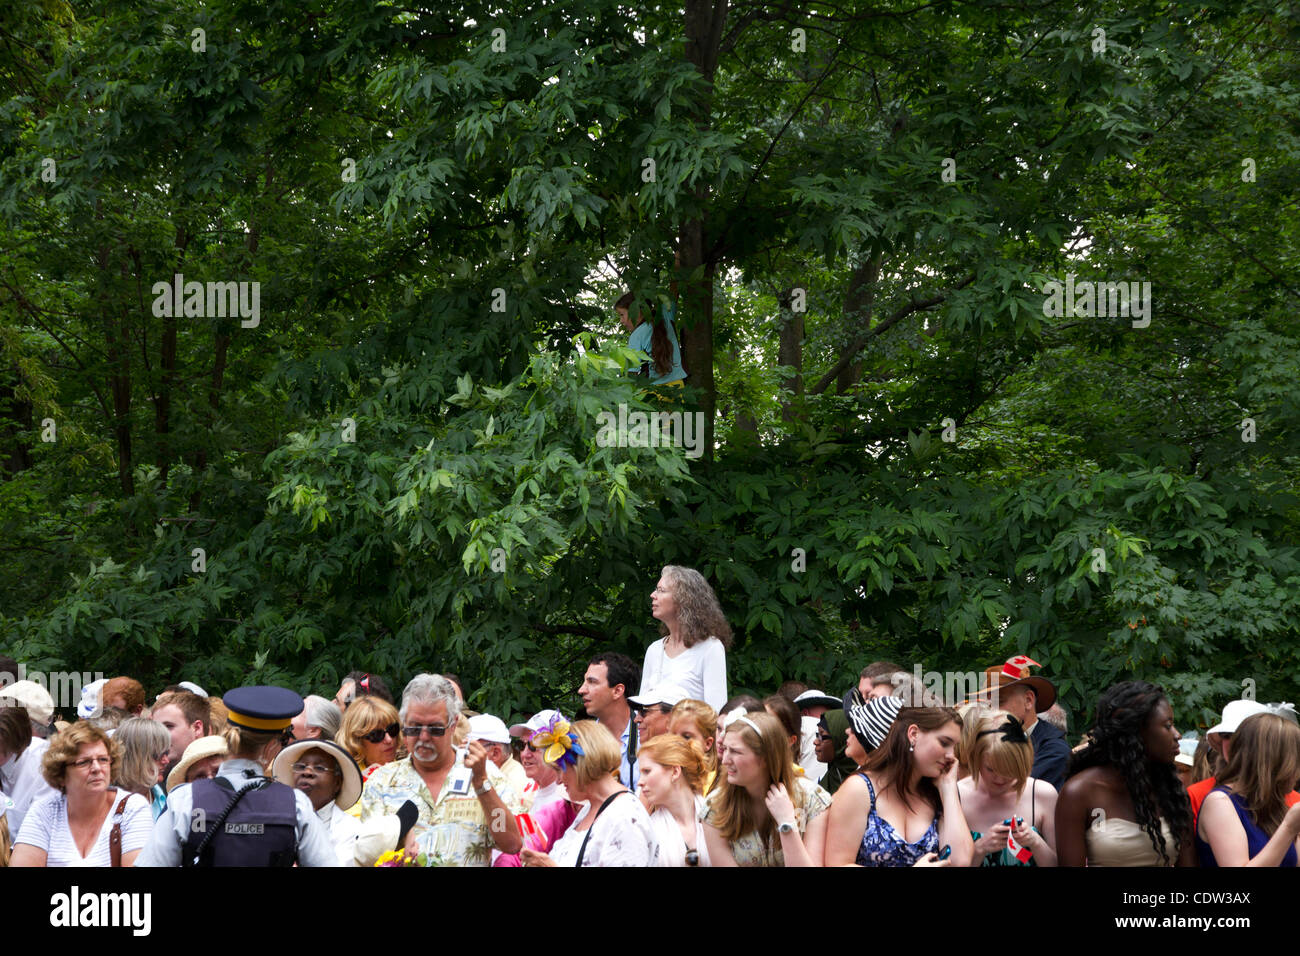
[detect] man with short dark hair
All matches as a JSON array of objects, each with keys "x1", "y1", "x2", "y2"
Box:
[
  {"x1": 843, "y1": 660, "x2": 902, "y2": 711},
  {"x1": 579, "y1": 652, "x2": 640, "y2": 789}
]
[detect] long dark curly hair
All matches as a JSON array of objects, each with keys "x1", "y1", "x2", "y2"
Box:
[{"x1": 1067, "y1": 681, "x2": 1191, "y2": 865}]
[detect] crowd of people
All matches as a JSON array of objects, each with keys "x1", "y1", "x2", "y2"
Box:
[{"x1": 2, "y1": 565, "x2": 1298, "y2": 868}]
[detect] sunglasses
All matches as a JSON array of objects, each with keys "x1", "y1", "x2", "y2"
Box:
[
  {"x1": 359, "y1": 722, "x2": 400, "y2": 744},
  {"x1": 402, "y1": 724, "x2": 450, "y2": 738}
]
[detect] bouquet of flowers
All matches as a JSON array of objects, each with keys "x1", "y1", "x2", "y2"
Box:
[{"x1": 374, "y1": 849, "x2": 427, "y2": 867}]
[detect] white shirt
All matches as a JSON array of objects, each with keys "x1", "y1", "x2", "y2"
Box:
[
  {"x1": 317, "y1": 801, "x2": 361, "y2": 866},
  {"x1": 799, "y1": 716, "x2": 826, "y2": 784},
  {"x1": 15, "y1": 789, "x2": 151, "y2": 866},
  {"x1": 640, "y1": 637, "x2": 728, "y2": 711},
  {"x1": 0, "y1": 736, "x2": 55, "y2": 840},
  {"x1": 648, "y1": 797, "x2": 710, "y2": 867},
  {"x1": 548, "y1": 791, "x2": 658, "y2": 867}
]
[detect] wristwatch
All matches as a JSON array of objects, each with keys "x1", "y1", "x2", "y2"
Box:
[
  {"x1": 475, "y1": 779, "x2": 494, "y2": 796},
  {"x1": 777, "y1": 821, "x2": 795, "y2": 834}
]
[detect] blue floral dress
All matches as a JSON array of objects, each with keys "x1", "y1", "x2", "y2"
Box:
[{"x1": 855, "y1": 772, "x2": 939, "y2": 867}]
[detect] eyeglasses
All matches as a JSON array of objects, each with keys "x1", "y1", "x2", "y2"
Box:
[
  {"x1": 291, "y1": 762, "x2": 339, "y2": 776},
  {"x1": 359, "y1": 723, "x2": 400, "y2": 744},
  {"x1": 73, "y1": 756, "x2": 111, "y2": 770},
  {"x1": 402, "y1": 724, "x2": 449, "y2": 738}
]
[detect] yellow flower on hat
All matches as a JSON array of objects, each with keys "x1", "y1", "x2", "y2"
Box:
[{"x1": 530, "y1": 713, "x2": 583, "y2": 770}]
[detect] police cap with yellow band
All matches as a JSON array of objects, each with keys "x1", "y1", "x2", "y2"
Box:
[{"x1": 223, "y1": 685, "x2": 304, "y2": 733}]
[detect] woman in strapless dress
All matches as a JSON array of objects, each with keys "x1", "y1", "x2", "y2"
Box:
[{"x1": 1055, "y1": 681, "x2": 1195, "y2": 866}]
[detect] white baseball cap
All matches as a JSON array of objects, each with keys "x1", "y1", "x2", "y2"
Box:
[
  {"x1": 0, "y1": 680, "x2": 55, "y2": 727},
  {"x1": 78, "y1": 678, "x2": 109, "y2": 719},
  {"x1": 627, "y1": 683, "x2": 690, "y2": 708},
  {"x1": 1207, "y1": 699, "x2": 1270, "y2": 737},
  {"x1": 467, "y1": 713, "x2": 511, "y2": 744},
  {"x1": 509, "y1": 709, "x2": 562, "y2": 738}
]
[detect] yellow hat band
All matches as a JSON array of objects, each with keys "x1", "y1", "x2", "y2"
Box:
[{"x1": 226, "y1": 709, "x2": 291, "y2": 731}]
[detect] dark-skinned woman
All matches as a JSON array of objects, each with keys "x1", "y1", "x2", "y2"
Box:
[{"x1": 273, "y1": 738, "x2": 363, "y2": 865}]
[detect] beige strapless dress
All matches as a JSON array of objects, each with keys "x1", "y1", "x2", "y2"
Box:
[{"x1": 1086, "y1": 816, "x2": 1177, "y2": 866}]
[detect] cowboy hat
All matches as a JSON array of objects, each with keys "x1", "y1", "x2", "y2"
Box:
[{"x1": 966, "y1": 656, "x2": 1056, "y2": 712}]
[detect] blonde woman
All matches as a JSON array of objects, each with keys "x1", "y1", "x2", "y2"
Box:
[
  {"x1": 702, "y1": 711, "x2": 830, "y2": 866},
  {"x1": 956, "y1": 711, "x2": 1058, "y2": 866},
  {"x1": 337, "y1": 695, "x2": 402, "y2": 781},
  {"x1": 642, "y1": 566, "x2": 732, "y2": 711},
  {"x1": 521, "y1": 718, "x2": 657, "y2": 867},
  {"x1": 669, "y1": 698, "x2": 718, "y2": 792},
  {"x1": 112, "y1": 717, "x2": 173, "y2": 819}
]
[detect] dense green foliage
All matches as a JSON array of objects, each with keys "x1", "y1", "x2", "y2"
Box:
[{"x1": 3, "y1": 0, "x2": 1298, "y2": 733}]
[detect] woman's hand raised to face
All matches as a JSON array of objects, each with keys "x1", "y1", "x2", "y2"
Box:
[
  {"x1": 937, "y1": 754, "x2": 961, "y2": 791},
  {"x1": 765, "y1": 783, "x2": 797, "y2": 829}
]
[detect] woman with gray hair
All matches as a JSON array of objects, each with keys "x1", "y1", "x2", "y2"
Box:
[
  {"x1": 641, "y1": 565, "x2": 733, "y2": 711},
  {"x1": 112, "y1": 717, "x2": 173, "y2": 820},
  {"x1": 292, "y1": 694, "x2": 342, "y2": 742}
]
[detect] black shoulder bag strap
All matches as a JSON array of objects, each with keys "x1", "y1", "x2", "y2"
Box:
[
  {"x1": 576, "y1": 791, "x2": 628, "y2": 868},
  {"x1": 187, "y1": 778, "x2": 270, "y2": 867}
]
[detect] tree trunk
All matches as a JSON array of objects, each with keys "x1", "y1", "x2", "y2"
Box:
[
  {"x1": 835, "y1": 256, "x2": 881, "y2": 394},
  {"x1": 777, "y1": 286, "x2": 804, "y2": 423},
  {"x1": 101, "y1": 242, "x2": 135, "y2": 499},
  {"x1": 679, "y1": 0, "x2": 729, "y2": 461}
]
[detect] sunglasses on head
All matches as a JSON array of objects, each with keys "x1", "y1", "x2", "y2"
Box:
[{"x1": 359, "y1": 722, "x2": 400, "y2": 744}]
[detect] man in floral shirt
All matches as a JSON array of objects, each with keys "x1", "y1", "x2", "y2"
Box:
[{"x1": 360, "y1": 674, "x2": 522, "y2": 866}]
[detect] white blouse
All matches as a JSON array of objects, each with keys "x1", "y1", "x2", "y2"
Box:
[
  {"x1": 548, "y1": 792, "x2": 658, "y2": 867},
  {"x1": 640, "y1": 637, "x2": 728, "y2": 711}
]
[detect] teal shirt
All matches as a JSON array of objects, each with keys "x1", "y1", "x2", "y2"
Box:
[{"x1": 627, "y1": 303, "x2": 686, "y2": 385}]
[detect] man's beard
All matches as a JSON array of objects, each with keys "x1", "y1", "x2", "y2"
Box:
[{"x1": 412, "y1": 744, "x2": 443, "y2": 767}]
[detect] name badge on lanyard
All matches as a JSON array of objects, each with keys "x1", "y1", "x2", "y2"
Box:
[{"x1": 447, "y1": 754, "x2": 472, "y2": 796}]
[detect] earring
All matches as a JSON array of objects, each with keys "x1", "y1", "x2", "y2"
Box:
[{"x1": 909, "y1": 741, "x2": 915, "y2": 752}]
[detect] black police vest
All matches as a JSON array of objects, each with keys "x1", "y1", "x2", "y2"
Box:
[{"x1": 182, "y1": 777, "x2": 299, "y2": 867}]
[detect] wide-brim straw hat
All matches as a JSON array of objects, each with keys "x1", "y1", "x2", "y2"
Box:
[
  {"x1": 166, "y1": 736, "x2": 229, "y2": 793},
  {"x1": 272, "y1": 738, "x2": 362, "y2": 810}
]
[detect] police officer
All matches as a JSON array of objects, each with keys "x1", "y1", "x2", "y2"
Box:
[{"x1": 135, "y1": 685, "x2": 337, "y2": 867}]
